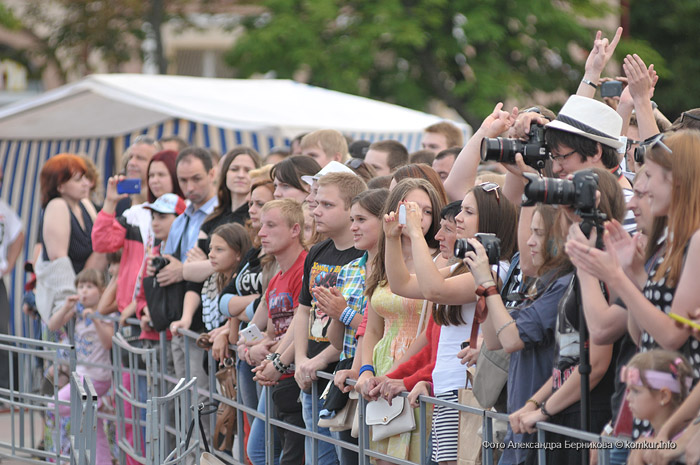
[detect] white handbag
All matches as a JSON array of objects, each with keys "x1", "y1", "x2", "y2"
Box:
[{"x1": 365, "y1": 396, "x2": 415, "y2": 442}]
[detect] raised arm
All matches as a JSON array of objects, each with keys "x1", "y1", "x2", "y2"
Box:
[
  {"x1": 575, "y1": 27, "x2": 623, "y2": 98},
  {"x1": 623, "y1": 54, "x2": 660, "y2": 140},
  {"x1": 444, "y1": 103, "x2": 518, "y2": 202}
]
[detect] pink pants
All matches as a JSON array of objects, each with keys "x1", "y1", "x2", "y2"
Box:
[{"x1": 57, "y1": 376, "x2": 112, "y2": 465}]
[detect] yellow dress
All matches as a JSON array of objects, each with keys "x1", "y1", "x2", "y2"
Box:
[{"x1": 370, "y1": 283, "x2": 429, "y2": 463}]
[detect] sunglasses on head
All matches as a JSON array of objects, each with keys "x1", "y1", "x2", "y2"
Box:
[
  {"x1": 680, "y1": 111, "x2": 700, "y2": 125},
  {"x1": 345, "y1": 158, "x2": 364, "y2": 170},
  {"x1": 634, "y1": 133, "x2": 672, "y2": 164},
  {"x1": 478, "y1": 182, "x2": 500, "y2": 205}
]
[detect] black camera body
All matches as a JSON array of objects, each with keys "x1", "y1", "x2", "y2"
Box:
[
  {"x1": 454, "y1": 233, "x2": 502, "y2": 265},
  {"x1": 521, "y1": 170, "x2": 598, "y2": 212},
  {"x1": 480, "y1": 123, "x2": 550, "y2": 170},
  {"x1": 151, "y1": 256, "x2": 170, "y2": 274}
]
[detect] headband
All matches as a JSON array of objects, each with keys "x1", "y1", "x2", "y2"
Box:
[{"x1": 620, "y1": 362, "x2": 692, "y2": 394}]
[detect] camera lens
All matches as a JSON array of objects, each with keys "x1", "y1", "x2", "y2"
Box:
[
  {"x1": 480, "y1": 138, "x2": 523, "y2": 164},
  {"x1": 523, "y1": 176, "x2": 577, "y2": 206},
  {"x1": 453, "y1": 238, "x2": 469, "y2": 259}
]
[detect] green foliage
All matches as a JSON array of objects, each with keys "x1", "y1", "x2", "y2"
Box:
[
  {"x1": 629, "y1": 0, "x2": 700, "y2": 121},
  {"x1": 226, "y1": 0, "x2": 615, "y2": 127},
  {"x1": 0, "y1": 3, "x2": 21, "y2": 30}
]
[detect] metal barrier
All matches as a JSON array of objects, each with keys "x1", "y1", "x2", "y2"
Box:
[
  {"x1": 146, "y1": 377, "x2": 200, "y2": 465},
  {"x1": 0, "y1": 332, "x2": 77, "y2": 464},
  {"x1": 112, "y1": 332, "x2": 160, "y2": 465},
  {"x1": 9, "y1": 312, "x2": 619, "y2": 465},
  {"x1": 69, "y1": 373, "x2": 98, "y2": 465}
]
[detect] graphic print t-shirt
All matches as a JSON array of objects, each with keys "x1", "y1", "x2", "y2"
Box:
[
  {"x1": 299, "y1": 239, "x2": 364, "y2": 359},
  {"x1": 266, "y1": 250, "x2": 307, "y2": 341}
]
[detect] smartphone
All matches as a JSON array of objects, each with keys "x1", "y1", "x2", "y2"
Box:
[
  {"x1": 460, "y1": 341, "x2": 470, "y2": 350},
  {"x1": 398, "y1": 204, "x2": 406, "y2": 225},
  {"x1": 117, "y1": 178, "x2": 142, "y2": 195},
  {"x1": 198, "y1": 238, "x2": 210, "y2": 256},
  {"x1": 668, "y1": 313, "x2": 700, "y2": 331},
  {"x1": 600, "y1": 80, "x2": 623, "y2": 98},
  {"x1": 240, "y1": 323, "x2": 264, "y2": 343}
]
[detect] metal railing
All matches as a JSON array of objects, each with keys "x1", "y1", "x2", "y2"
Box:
[
  {"x1": 11, "y1": 311, "x2": 621, "y2": 465},
  {"x1": 69, "y1": 373, "x2": 98, "y2": 465}
]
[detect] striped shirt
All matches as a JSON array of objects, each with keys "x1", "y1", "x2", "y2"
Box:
[{"x1": 336, "y1": 252, "x2": 369, "y2": 360}]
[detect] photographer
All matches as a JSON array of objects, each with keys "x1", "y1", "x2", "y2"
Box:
[
  {"x1": 468, "y1": 204, "x2": 573, "y2": 465},
  {"x1": 511, "y1": 168, "x2": 626, "y2": 464}
]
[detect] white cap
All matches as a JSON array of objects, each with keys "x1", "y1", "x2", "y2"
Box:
[{"x1": 301, "y1": 160, "x2": 357, "y2": 185}]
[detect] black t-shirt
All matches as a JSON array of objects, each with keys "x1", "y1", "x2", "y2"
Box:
[
  {"x1": 219, "y1": 246, "x2": 265, "y2": 315},
  {"x1": 300, "y1": 239, "x2": 364, "y2": 359},
  {"x1": 552, "y1": 275, "x2": 616, "y2": 416}
]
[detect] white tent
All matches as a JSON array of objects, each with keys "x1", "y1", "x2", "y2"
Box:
[{"x1": 0, "y1": 74, "x2": 469, "y2": 333}]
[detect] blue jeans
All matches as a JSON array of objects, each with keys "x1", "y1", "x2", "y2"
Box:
[
  {"x1": 237, "y1": 358, "x2": 259, "y2": 411},
  {"x1": 608, "y1": 444, "x2": 630, "y2": 465},
  {"x1": 247, "y1": 386, "x2": 281, "y2": 465},
  {"x1": 302, "y1": 390, "x2": 339, "y2": 465}
]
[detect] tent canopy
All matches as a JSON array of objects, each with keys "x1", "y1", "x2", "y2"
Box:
[{"x1": 0, "y1": 74, "x2": 466, "y2": 140}]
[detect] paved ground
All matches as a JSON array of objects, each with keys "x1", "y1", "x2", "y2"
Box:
[{"x1": 0, "y1": 409, "x2": 46, "y2": 464}]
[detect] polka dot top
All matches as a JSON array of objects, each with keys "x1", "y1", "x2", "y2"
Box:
[{"x1": 640, "y1": 254, "x2": 700, "y2": 378}]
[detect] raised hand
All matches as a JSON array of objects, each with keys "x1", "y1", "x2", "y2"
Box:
[
  {"x1": 584, "y1": 27, "x2": 623, "y2": 78},
  {"x1": 480, "y1": 102, "x2": 519, "y2": 138}
]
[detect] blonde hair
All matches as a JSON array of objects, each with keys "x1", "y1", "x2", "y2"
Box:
[
  {"x1": 316, "y1": 172, "x2": 368, "y2": 209},
  {"x1": 626, "y1": 350, "x2": 692, "y2": 408},
  {"x1": 75, "y1": 268, "x2": 106, "y2": 290},
  {"x1": 300, "y1": 129, "x2": 349, "y2": 162},
  {"x1": 260, "y1": 199, "x2": 306, "y2": 248}
]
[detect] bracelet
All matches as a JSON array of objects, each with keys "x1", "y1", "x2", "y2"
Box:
[
  {"x1": 358, "y1": 364, "x2": 375, "y2": 377},
  {"x1": 540, "y1": 400, "x2": 553, "y2": 420},
  {"x1": 272, "y1": 356, "x2": 289, "y2": 374},
  {"x1": 526, "y1": 398, "x2": 540, "y2": 409},
  {"x1": 496, "y1": 319, "x2": 516, "y2": 337},
  {"x1": 265, "y1": 352, "x2": 280, "y2": 362},
  {"x1": 340, "y1": 307, "x2": 357, "y2": 326},
  {"x1": 475, "y1": 284, "x2": 499, "y2": 298},
  {"x1": 581, "y1": 78, "x2": 598, "y2": 89}
]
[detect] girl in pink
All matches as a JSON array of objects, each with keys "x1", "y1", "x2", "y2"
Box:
[{"x1": 50, "y1": 269, "x2": 113, "y2": 465}]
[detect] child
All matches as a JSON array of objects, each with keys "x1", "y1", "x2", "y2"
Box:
[
  {"x1": 622, "y1": 350, "x2": 693, "y2": 440},
  {"x1": 201, "y1": 223, "x2": 252, "y2": 332},
  {"x1": 50, "y1": 268, "x2": 113, "y2": 465}
]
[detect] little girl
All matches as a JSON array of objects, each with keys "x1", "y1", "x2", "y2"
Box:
[
  {"x1": 50, "y1": 268, "x2": 113, "y2": 465},
  {"x1": 201, "y1": 223, "x2": 252, "y2": 332},
  {"x1": 622, "y1": 350, "x2": 693, "y2": 440}
]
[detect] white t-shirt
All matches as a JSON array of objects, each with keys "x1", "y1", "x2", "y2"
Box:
[
  {"x1": 432, "y1": 260, "x2": 509, "y2": 394},
  {"x1": 0, "y1": 200, "x2": 22, "y2": 275}
]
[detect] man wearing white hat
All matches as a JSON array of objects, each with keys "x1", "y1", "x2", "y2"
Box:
[{"x1": 543, "y1": 95, "x2": 631, "y2": 190}]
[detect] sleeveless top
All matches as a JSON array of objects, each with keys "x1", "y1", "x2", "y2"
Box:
[
  {"x1": 42, "y1": 201, "x2": 94, "y2": 274},
  {"x1": 640, "y1": 253, "x2": 700, "y2": 378}
]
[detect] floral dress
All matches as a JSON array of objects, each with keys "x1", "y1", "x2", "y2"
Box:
[{"x1": 371, "y1": 283, "x2": 428, "y2": 462}]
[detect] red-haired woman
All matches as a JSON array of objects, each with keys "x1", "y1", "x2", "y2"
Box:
[{"x1": 37, "y1": 153, "x2": 103, "y2": 460}]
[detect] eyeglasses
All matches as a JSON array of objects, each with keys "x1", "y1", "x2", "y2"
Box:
[
  {"x1": 548, "y1": 149, "x2": 577, "y2": 162},
  {"x1": 680, "y1": 112, "x2": 700, "y2": 124},
  {"x1": 345, "y1": 158, "x2": 365, "y2": 169},
  {"x1": 634, "y1": 133, "x2": 672, "y2": 164},
  {"x1": 625, "y1": 138, "x2": 641, "y2": 153},
  {"x1": 478, "y1": 182, "x2": 500, "y2": 205},
  {"x1": 132, "y1": 135, "x2": 158, "y2": 146}
]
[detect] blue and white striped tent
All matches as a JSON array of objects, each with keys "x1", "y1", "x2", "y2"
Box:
[{"x1": 0, "y1": 74, "x2": 469, "y2": 333}]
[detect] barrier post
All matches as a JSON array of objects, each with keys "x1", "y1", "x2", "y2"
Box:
[
  {"x1": 265, "y1": 386, "x2": 274, "y2": 465},
  {"x1": 537, "y1": 426, "x2": 546, "y2": 465},
  {"x1": 311, "y1": 379, "x2": 319, "y2": 465},
  {"x1": 419, "y1": 400, "x2": 427, "y2": 465},
  {"x1": 482, "y1": 412, "x2": 494, "y2": 465}
]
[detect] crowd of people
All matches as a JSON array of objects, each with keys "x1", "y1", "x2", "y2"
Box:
[{"x1": 6, "y1": 26, "x2": 700, "y2": 465}]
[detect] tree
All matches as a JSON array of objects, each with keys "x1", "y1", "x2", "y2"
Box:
[
  {"x1": 628, "y1": 0, "x2": 700, "y2": 121},
  {"x1": 226, "y1": 0, "x2": 617, "y2": 127}
]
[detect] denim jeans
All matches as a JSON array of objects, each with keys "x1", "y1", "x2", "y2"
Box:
[
  {"x1": 247, "y1": 386, "x2": 281, "y2": 465},
  {"x1": 301, "y1": 391, "x2": 339, "y2": 465},
  {"x1": 237, "y1": 358, "x2": 259, "y2": 411}
]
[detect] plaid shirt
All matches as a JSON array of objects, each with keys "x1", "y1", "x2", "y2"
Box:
[{"x1": 336, "y1": 252, "x2": 368, "y2": 360}]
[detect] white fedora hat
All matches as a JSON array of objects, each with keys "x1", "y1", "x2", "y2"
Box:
[{"x1": 545, "y1": 95, "x2": 624, "y2": 150}]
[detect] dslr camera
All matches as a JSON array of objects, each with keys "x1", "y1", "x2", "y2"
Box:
[
  {"x1": 151, "y1": 256, "x2": 170, "y2": 274},
  {"x1": 454, "y1": 233, "x2": 502, "y2": 265},
  {"x1": 480, "y1": 123, "x2": 550, "y2": 170},
  {"x1": 521, "y1": 170, "x2": 598, "y2": 212}
]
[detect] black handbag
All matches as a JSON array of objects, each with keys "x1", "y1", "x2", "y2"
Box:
[
  {"x1": 321, "y1": 357, "x2": 354, "y2": 412},
  {"x1": 144, "y1": 234, "x2": 187, "y2": 332},
  {"x1": 143, "y1": 276, "x2": 186, "y2": 331}
]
